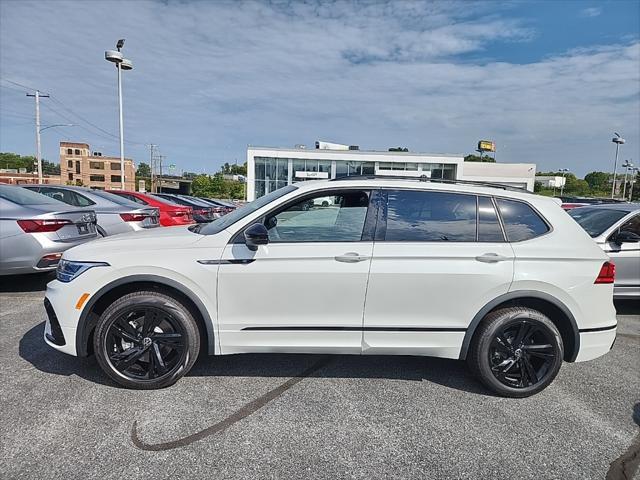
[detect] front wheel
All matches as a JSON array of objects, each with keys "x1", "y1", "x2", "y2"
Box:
[
  {"x1": 94, "y1": 290, "x2": 200, "y2": 389},
  {"x1": 467, "y1": 307, "x2": 564, "y2": 398}
]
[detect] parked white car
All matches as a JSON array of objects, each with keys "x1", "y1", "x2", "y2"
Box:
[{"x1": 43, "y1": 178, "x2": 617, "y2": 396}]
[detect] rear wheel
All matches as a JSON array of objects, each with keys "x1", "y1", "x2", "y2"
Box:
[
  {"x1": 94, "y1": 290, "x2": 200, "y2": 389},
  {"x1": 468, "y1": 307, "x2": 563, "y2": 398}
]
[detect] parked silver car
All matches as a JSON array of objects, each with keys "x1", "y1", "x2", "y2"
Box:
[
  {"x1": 569, "y1": 203, "x2": 640, "y2": 298},
  {"x1": 23, "y1": 185, "x2": 160, "y2": 236},
  {"x1": 0, "y1": 184, "x2": 97, "y2": 275}
]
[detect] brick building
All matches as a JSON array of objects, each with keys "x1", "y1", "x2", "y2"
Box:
[
  {"x1": 0, "y1": 171, "x2": 61, "y2": 185},
  {"x1": 60, "y1": 142, "x2": 135, "y2": 190}
]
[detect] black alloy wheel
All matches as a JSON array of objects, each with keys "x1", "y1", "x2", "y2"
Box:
[
  {"x1": 105, "y1": 306, "x2": 186, "y2": 381},
  {"x1": 489, "y1": 320, "x2": 557, "y2": 389},
  {"x1": 94, "y1": 291, "x2": 200, "y2": 389},
  {"x1": 468, "y1": 307, "x2": 564, "y2": 398}
]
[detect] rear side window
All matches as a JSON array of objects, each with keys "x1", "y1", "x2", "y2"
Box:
[
  {"x1": 384, "y1": 190, "x2": 477, "y2": 242},
  {"x1": 496, "y1": 198, "x2": 549, "y2": 242},
  {"x1": 478, "y1": 196, "x2": 505, "y2": 242},
  {"x1": 39, "y1": 188, "x2": 95, "y2": 207}
]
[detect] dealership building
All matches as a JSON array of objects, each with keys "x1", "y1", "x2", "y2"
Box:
[{"x1": 246, "y1": 142, "x2": 536, "y2": 200}]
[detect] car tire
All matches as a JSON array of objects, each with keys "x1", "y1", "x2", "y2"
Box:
[
  {"x1": 467, "y1": 307, "x2": 564, "y2": 398},
  {"x1": 94, "y1": 290, "x2": 200, "y2": 389}
]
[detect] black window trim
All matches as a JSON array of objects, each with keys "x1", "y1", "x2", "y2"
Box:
[{"x1": 230, "y1": 187, "x2": 377, "y2": 244}]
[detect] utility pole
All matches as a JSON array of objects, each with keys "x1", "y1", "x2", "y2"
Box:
[
  {"x1": 26, "y1": 90, "x2": 49, "y2": 183},
  {"x1": 158, "y1": 155, "x2": 165, "y2": 193},
  {"x1": 148, "y1": 144, "x2": 157, "y2": 192}
]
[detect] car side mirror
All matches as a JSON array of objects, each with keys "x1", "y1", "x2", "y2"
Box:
[
  {"x1": 612, "y1": 230, "x2": 640, "y2": 245},
  {"x1": 244, "y1": 223, "x2": 269, "y2": 251}
]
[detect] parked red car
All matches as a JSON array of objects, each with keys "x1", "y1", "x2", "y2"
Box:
[{"x1": 106, "y1": 190, "x2": 195, "y2": 226}]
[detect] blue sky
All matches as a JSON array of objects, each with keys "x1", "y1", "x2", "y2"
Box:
[{"x1": 1, "y1": 0, "x2": 638, "y2": 177}]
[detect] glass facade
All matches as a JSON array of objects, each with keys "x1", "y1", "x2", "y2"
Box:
[{"x1": 252, "y1": 156, "x2": 458, "y2": 198}]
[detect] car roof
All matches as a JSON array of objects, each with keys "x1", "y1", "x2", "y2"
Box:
[
  {"x1": 572, "y1": 203, "x2": 640, "y2": 212},
  {"x1": 292, "y1": 177, "x2": 539, "y2": 201}
]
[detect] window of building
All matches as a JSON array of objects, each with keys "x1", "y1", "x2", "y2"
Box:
[
  {"x1": 66, "y1": 148, "x2": 73, "y2": 155},
  {"x1": 89, "y1": 161, "x2": 104, "y2": 170},
  {"x1": 478, "y1": 196, "x2": 505, "y2": 242},
  {"x1": 384, "y1": 190, "x2": 477, "y2": 242},
  {"x1": 75, "y1": 161, "x2": 80, "y2": 174},
  {"x1": 335, "y1": 161, "x2": 374, "y2": 178},
  {"x1": 265, "y1": 190, "x2": 371, "y2": 243},
  {"x1": 67, "y1": 160, "x2": 73, "y2": 168},
  {"x1": 74, "y1": 149, "x2": 80, "y2": 155},
  {"x1": 111, "y1": 175, "x2": 122, "y2": 183},
  {"x1": 68, "y1": 173, "x2": 73, "y2": 181},
  {"x1": 111, "y1": 163, "x2": 120, "y2": 170},
  {"x1": 254, "y1": 157, "x2": 291, "y2": 198},
  {"x1": 89, "y1": 175, "x2": 105, "y2": 182},
  {"x1": 496, "y1": 199, "x2": 549, "y2": 242}
]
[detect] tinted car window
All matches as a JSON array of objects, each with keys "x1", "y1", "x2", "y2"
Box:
[
  {"x1": 385, "y1": 190, "x2": 477, "y2": 242},
  {"x1": 496, "y1": 198, "x2": 549, "y2": 242},
  {"x1": 198, "y1": 185, "x2": 297, "y2": 235},
  {"x1": 266, "y1": 190, "x2": 370, "y2": 242},
  {"x1": 0, "y1": 185, "x2": 61, "y2": 205},
  {"x1": 478, "y1": 196, "x2": 505, "y2": 242},
  {"x1": 619, "y1": 214, "x2": 640, "y2": 236},
  {"x1": 568, "y1": 208, "x2": 630, "y2": 237},
  {"x1": 39, "y1": 187, "x2": 95, "y2": 207}
]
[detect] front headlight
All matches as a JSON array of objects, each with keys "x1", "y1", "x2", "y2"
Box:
[{"x1": 56, "y1": 259, "x2": 110, "y2": 283}]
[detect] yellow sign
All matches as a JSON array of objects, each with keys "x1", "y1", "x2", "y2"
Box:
[{"x1": 478, "y1": 140, "x2": 496, "y2": 152}]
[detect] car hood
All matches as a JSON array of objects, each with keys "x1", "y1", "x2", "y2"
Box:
[{"x1": 63, "y1": 225, "x2": 206, "y2": 260}]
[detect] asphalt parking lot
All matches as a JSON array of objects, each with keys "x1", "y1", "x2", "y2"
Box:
[{"x1": 1, "y1": 274, "x2": 638, "y2": 480}]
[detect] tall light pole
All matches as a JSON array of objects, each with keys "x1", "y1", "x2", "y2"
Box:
[
  {"x1": 621, "y1": 160, "x2": 634, "y2": 200},
  {"x1": 105, "y1": 39, "x2": 133, "y2": 190},
  {"x1": 26, "y1": 90, "x2": 50, "y2": 183},
  {"x1": 558, "y1": 168, "x2": 569, "y2": 196},
  {"x1": 611, "y1": 132, "x2": 625, "y2": 198}
]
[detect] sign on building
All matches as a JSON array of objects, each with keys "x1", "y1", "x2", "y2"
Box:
[
  {"x1": 477, "y1": 140, "x2": 496, "y2": 152},
  {"x1": 138, "y1": 179, "x2": 146, "y2": 193}
]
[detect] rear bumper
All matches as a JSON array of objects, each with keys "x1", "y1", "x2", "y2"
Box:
[{"x1": 574, "y1": 325, "x2": 617, "y2": 362}]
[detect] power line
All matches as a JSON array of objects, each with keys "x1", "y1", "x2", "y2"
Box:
[{"x1": 0, "y1": 78, "x2": 45, "y2": 94}]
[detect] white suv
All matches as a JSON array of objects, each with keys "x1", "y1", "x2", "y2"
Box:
[{"x1": 43, "y1": 178, "x2": 617, "y2": 397}]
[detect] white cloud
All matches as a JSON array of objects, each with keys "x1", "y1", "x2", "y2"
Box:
[
  {"x1": 0, "y1": 0, "x2": 638, "y2": 176},
  {"x1": 581, "y1": 7, "x2": 602, "y2": 18}
]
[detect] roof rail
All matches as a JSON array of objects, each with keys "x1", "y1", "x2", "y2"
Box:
[{"x1": 329, "y1": 174, "x2": 531, "y2": 193}]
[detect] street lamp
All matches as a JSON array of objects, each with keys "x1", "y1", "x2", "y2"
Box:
[
  {"x1": 621, "y1": 160, "x2": 634, "y2": 201},
  {"x1": 34, "y1": 124, "x2": 74, "y2": 182},
  {"x1": 105, "y1": 39, "x2": 133, "y2": 190},
  {"x1": 558, "y1": 168, "x2": 569, "y2": 196},
  {"x1": 611, "y1": 132, "x2": 625, "y2": 198}
]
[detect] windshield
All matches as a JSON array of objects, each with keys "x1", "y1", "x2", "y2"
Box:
[
  {"x1": 0, "y1": 185, "x2": 62, "y2": 205},
  {"x1": 197, "y1": 185, "x2": 297, "y2": 235},
  {"x1": 568, "y1": 208, "x2": 629, "y2": 237}
]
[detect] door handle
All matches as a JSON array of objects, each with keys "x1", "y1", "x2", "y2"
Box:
[
  {"x1": 335, "y1": 252, "x2": 370, "y2": 263},
  {"x1": 475, "y1": 253, "x2": 511, "y2": 263}
]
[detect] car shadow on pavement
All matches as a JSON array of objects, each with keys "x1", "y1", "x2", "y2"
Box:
[
  {"x1": 0, "y1": 273, "x2": 55, "y2": 293},
  {"x1": 614, "y1": 300, "x2": 640, "y2": 315},
  {"x1": 20, "y1": 321, "x2": 491, "y2": 395}
]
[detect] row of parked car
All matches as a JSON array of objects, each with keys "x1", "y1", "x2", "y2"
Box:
[{"x1": 0, "y1": 184, "x2": 236, "y2": 276}]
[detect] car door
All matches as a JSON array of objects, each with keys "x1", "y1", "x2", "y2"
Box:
[
  {"x1": 362, "y1": 190, "x2": 514, "y2": 358},
  {"x1": 604, "y1": 212, "x2": 640, "y2": 296},
  {"x1": 216, "y1": 188, "x2": 375, "y2": 354}
]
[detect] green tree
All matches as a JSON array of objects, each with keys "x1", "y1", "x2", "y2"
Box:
[
  {"x1": 464, "y1": 154, "x2": 495, "y2": 163},
  {"x1": 584, "y1": 171, "x2": 610, "y2": 193},
  {"x1": 136, "y1": 162, "x2": 151, "y2": 177},
  {"x1": 388, "y1": 147, "x2": 409, "y2": 152},
  {"x1": 0, "y1": 152, "x2": 60, "y2": 175},
  {"x1": 220, "y1": 162, "x2": 247, "y2": 176}
]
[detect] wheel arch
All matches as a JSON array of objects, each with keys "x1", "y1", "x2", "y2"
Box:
[
  {"x1": 75, "y1": 275, "x2": 215, "y2": 357},
  {"x1": 459, "y1": 291, "x2": 580, "y2": 362}
]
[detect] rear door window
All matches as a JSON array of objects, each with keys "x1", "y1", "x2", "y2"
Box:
[
  {"x1": 384, "y1": 190, "x2": 477, "y2": 242},
  {"x1": 496, "y1": 198, "x2": 549, "y2": 242}
]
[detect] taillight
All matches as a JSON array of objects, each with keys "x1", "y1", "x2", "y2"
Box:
[
  {"x1": 193, "y1": 209, "x2": 208, "y2": 216},
  {"x1": 17, "y1": 219, "x2": 72, "y2": 233},
  {"x1": 120, "y1": 213, "x2": 148, "y2": 222},
  {"x1": 595, "y1": 261, "x2": 615, "y2": 284},
  {"x1": 169, "y1": 210, "x2": 187, "y2": 217}
]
